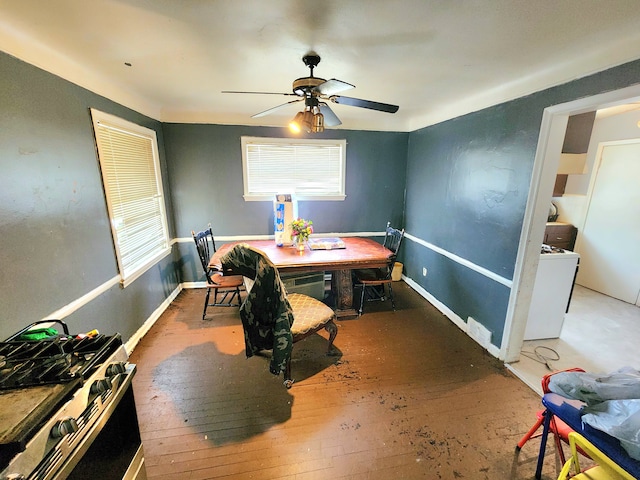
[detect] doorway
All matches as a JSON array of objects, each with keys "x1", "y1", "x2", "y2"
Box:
[
  {"x1": 510, "y1": 118, "x2": 640, "y2": 392},
  {"x1": 501, "y1": 83, "x2": 640, "y2": 370}
]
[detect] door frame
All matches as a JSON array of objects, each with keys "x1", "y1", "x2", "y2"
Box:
[{"x1": 501, "y1": 83, "x2": 640, "y2": 363}]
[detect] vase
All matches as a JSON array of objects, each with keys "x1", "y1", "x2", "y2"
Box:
[{"x1": 294, "y1": 236, "x2": 306, "y2": 252}]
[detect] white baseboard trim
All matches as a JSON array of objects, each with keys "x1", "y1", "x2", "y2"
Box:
[
  {"x1": 125, "y1": 284, "x2": 183, "y2": 354},
  {"x1": 402, "y1": 275, "x2": 501, "y2": 358}
]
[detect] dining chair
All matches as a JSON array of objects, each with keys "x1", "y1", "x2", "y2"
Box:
[
  {"x1": 557, "y1": 432, "x2": 635, "y2": 480},
  {"x1": 353, "y1": 222, "x2": 404, "y2": 315},
  {"x1": 191, "y1": 225, "x2": 244, "y2": 319},
  {"x1": 220, "y1": 243, "x2": 338, "y2": 388}
]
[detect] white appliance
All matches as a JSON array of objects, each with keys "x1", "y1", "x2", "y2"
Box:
[{"x1": 524, "y1": 246, "x2": 580, "y2": 340}]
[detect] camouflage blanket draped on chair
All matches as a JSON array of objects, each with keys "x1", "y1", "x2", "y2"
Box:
[{"x1": 220, "y1": 244, "x2": 294, "y2": 375}]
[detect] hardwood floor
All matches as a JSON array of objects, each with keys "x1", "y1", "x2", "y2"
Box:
[{"x1": 129, "y1": 283, "x2": 560, "y2": 479}]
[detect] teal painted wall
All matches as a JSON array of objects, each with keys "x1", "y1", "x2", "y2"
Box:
[
  {"x1": 163, "y1": 123, "x2": 409, "y2": 283},
  {"x1": 2, "y1": 45, "x2": 639, "y2": 350},
  {"x1": 0, "y1": 52, "x2": 180, "y2": 340},
  {"x1": 404, "y1": 59, "x2": 640, "y2": 346}
]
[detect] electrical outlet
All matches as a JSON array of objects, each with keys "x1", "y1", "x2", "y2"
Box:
[{"x1": 422, "y1": 267, "x2": 427, "y2": 276}]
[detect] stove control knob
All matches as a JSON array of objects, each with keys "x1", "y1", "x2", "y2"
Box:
[
  {"x1": 90, "y1": 377, "x2": 112, "y2": 394},
  {"x1": 50, "y1": 417, "x2": 79, "y2": 438},
  {"x1": 106, "y1": 361, "x2": 126, "y2": 376}
]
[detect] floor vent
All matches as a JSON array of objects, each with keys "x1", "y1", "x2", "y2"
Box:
[{"x1": 467, "y1": 317, "x2": 492, "y2": 349}]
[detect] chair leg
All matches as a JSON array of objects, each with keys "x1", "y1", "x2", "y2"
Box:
[
  {"x1": 550, "y1": 417, "x2": 567, "y2": 466},
  {"x1": 388, "y1": 283, "x2": 395, "y2": 310},
  {"x1": 535, "y1": 409, "x2": 553, "y2": 480},
  {"x1": 359, "y1": 285, "x2": 366, "y2": 316},
  {"x1": 213, "y1": 288, "x2": 219, "y2": 306},
  {"x1": 227, "y1": 287, "x2": 241, "y2": 307},
  {"x1": 517, "y1": 415, "x2": 545, "y2": 450},
  {"x1": 517, "y1": 410, "x2": 571, "y2": 467},
  {"x1": 284, "y1": 357, "x2": 294, "y2": 389},
  {"x1": 202, "y1": 288, "x2": 211, "y2": 320},
  {"x1": 378, "y1": 284, "x2": 386, "y2": 301},
  {"x1": 325, "y1": 320, "x2": 338, "y2": 354},
  {"x1": 204, "y1": 287, "x2": 243, "y2": 313}
]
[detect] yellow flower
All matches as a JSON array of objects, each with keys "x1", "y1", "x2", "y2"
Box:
[{"x1": 291, "y1": 218, "x2": 313, "y2": 240}]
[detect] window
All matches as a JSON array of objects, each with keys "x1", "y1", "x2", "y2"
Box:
[
  {"x1": 91, "y1": 109, "x2": 170, "y2": 287},
  {"x1": 241, "y1": 136, "x2": 346, "y2": 201}
]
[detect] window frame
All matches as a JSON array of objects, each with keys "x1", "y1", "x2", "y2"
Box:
[
  {"x1": 241, "y1": 136, "x2": 347, "y2": 201},
  {"x1": 90, "y1": 109, "x2": 171, "y2": 287}
]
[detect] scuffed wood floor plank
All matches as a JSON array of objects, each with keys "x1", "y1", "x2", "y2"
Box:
[{"x1": 130, "y1": 284, "x2": 560, "y2": 479}]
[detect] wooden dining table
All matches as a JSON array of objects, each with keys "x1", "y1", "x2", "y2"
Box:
[{"x1": 209, "y1": 237, "x2": 393, "y2": 319}]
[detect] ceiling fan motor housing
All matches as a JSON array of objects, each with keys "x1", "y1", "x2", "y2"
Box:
[
  {"x1": 292, "y1": 77, "x2": 325, "y2": 96},
  {"x1": 292, "y1": 52, "x2": 324, "y2": 95}
]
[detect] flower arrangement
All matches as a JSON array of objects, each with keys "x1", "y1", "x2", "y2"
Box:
[{"x1": 290, "y1": 218, "x2": 313, "y2": 242}]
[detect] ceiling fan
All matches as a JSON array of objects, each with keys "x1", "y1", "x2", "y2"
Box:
[{"x1": 222, "y1": 52, "x2": 399, "y2": 132}]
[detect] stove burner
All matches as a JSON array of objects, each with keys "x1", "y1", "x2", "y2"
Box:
[{"x1": 0, "y1": 321, "x2": 122, "y2": 390}]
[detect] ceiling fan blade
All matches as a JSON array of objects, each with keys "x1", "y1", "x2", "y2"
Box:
[
  {"x1": 314, "y1": 79, "x2": 355, "y2": 96},
  {"x1": 319, "y1": 102, "x2": 342, "y2": 127},
  {"x1": 331, "y1": 95, "x2": 399, "y2": 113},
  {"x1": 222, "y1": 90, "x2": 299, "y2": 96},
  {"x1": 251, "y1": 99, "x2": 303, "y2": 118}
]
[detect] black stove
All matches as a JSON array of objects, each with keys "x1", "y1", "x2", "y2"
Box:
[
  {"x1": 0, "y1": 321, "x2": 145, "y2": 480},
  {"x1": 0, "y1": 328, "x2": 122, "y2": 391}
]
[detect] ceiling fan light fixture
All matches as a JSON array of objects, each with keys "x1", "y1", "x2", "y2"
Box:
[
  {"x1": 302, "y1": 110, "x2": 314, "y2": 133},
  {"x1": 290, "y1": 107, "x2": 325, "y2": 134},
  {"x1": 289, "y1": 111, "x2": 305, "y2": 133},
  {"x1": 313, "y1": 111, "x2": 324, "y2": 133}
]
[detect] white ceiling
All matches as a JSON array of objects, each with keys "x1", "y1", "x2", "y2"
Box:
[{"x1": 2, "y1": 0, "x2": 640, "y2": 132}]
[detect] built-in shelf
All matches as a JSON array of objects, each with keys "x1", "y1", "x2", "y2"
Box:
[
  {"x1": 557, "y1": 153, "x2": 588, "y2": 174},
  {"x1": 554, "y1": 111, "x2": 596, "y2": 196},
  {"x1": 553, "y1": 174, "x2": 568, "y2": 197}
]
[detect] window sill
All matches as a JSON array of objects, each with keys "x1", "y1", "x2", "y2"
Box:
[
  {"x1": 243, "y1": 194, "x2": 346, "y2": 201},
  {"x1": 120, "y1": 246, "x2": 172, "y2": 288}
]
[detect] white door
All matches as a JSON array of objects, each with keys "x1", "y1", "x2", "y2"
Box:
[{"x1": 576, "y1": 141, "x2": 640, "y2": 305}]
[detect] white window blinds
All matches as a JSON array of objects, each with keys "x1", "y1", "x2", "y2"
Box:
[
  {"x1": 91, "y1": 109, "x2": 170, "y2": 287},
  {"x1": 241, "y1": 137, "x2": 346, "y2": 201}
]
